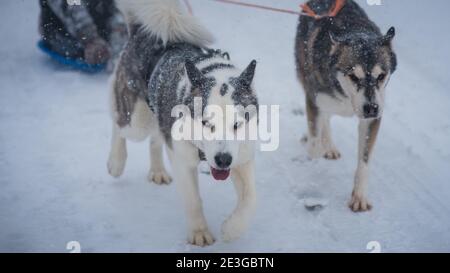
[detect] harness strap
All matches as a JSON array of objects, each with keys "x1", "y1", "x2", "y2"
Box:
[
  {"x1": 300, "y1": 0, "x2": 346, "y2": 19},
  {"x1": 199, "y1": 149, "x2": 207, "y2": 161}
]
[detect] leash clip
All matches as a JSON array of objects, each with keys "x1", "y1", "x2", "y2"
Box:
[{"x1": 300, "y1": 0, "x2": 346, "y2": 19}]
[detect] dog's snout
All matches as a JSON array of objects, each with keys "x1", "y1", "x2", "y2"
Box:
[
  {"x1": 214, "y1": 153, "x2": 232, "y2": 169},
  {"x1": 363, "y1": 103, "x2": 379, "y2": 118}
]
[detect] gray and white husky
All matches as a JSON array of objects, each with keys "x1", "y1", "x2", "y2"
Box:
[
  {"x1": 295, "y1": 0, "x2": 397, "y2": 211},
  {"x1": 108, "y1": 0, "x2": 258, "y2": 246}
]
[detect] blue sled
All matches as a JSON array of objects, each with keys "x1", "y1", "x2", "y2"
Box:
[{"x1": 38, "y1": 40, "x2": 106, "y2": 73}]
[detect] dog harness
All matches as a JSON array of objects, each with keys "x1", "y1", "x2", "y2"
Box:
[
  {"x1": 198, "y1": 149, "x2": 207, "y2": 161},
  {"x1": 301, "y1": 0, "x2": 346, "y2": 19}
]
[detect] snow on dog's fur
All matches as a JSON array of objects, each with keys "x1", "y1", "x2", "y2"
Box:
[
  {"x1": 108, "y1": 0, "x2": 258, "y2": 246},
  {"x1": 295, "y1": 0, "x2": 397, "y2": 212}
]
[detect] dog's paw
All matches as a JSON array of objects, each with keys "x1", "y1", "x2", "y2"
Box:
[
  {"x1": 349, "y1": 191, "x2": 372, "y2": 212},
  {"x1": 107, "y1": 156, "x2": 126, "y2": 178},
  {"x1": 324, "y1": 148, "x2": 341, "y2": 160},
  {"x1": 148, "y1": 169, "x2": 172, "y2": 185},
  {"x1": 221, "y1": 215, "x2": 248, "y2": 242},
  {"x1": 188, "y1": 229, "x2": 215, "y2": 247}
]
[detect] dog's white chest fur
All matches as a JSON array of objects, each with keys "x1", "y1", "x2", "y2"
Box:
[{"x1": 316, "y1": 93, "x2": 354, "y2": 117}]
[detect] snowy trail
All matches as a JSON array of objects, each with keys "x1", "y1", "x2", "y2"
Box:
[{"x1": 1, "y1": 0, "x2": 450, "y2": 252}]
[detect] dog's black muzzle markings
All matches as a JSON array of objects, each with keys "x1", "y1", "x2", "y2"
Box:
[{"x1": 363, "y1": 103, "x2": 379, "y2": 119}]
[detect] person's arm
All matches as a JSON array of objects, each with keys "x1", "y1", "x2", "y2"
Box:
[
  {"x1": 46, "y1": 0, "x2": 99, "y2": 44},
  {"x1": 46, "y1": 0, "x2": 110, "y2": 64},
  {"x1": 106, "y1": 6, "x2": 128, "y2": 56}
]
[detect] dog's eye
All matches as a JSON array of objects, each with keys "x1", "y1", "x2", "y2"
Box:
[
  {"x1": 202, "y1": 120, "x2": 212, "y2": 128},
  {"x1": 203, "y1": 120, "x2": 215, "y2": 133},
  {"x1": 234, "y1": 121, "x2": 243, "y2": 131},
  {"x1": 349, "y1": 74, "x2": 360, "y2": 84},
  {"x1": 377, "y1": 73, "x2": 386, "y2": 82}
]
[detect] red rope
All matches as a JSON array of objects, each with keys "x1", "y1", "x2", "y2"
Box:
[
  {"x1": 210, "y1": 0, "x2": 302, "y2": 16},
  {"x1": 301, "y1": 0, "x2": 346, "y2": 19},
  {"x1": 183, "y1": 0, "x2": 194, "y2": 15}
]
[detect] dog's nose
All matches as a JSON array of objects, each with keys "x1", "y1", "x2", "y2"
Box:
[
  {"x1": 363, "y1": 103, "x2": 379, "y2": 118},
  {"x1": 214, "y1": 153, "x2": 232, "y2": 169}
]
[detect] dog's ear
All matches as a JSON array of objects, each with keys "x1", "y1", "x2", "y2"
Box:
[
  {"x1": 185, "y1": 60, "x2": 207, "y2": 88},
  {"x1": 380, "y1": 27, "x2": 395, "y2": 46},
  {"x1": 237, "y1": 60, "x2": 257, "y2": 89}
]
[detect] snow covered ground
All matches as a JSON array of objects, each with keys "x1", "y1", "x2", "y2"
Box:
[{"x1": 1, "y1": 0, "x2": 450, "y2": 253}]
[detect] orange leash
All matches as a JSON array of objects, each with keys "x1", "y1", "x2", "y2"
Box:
[
  {"x1": 301, "y1": 0, "x2": 346, "y2": 19},
  {"x1": 210, "y1": 0, "x2": 302, "y2": 16},
  {"x1": 187, "y1": 0, "x2": 344, "y2": 18},
  {"x1": 183, "y1": 0, "x2": 194, "y2": 15}
]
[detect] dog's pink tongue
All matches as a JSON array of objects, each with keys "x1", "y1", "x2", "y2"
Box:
[{"x1": 210, "y1": 168, "x2": 230, "y2": 181}]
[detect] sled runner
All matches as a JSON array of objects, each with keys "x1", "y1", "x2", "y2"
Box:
[{"x1": 37, "y1": 40, "x2": 106, "y2": 73}]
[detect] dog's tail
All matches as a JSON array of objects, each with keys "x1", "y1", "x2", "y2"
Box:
[{"x1": 116, "y1": 0, "x2": 214, "y2": 47}]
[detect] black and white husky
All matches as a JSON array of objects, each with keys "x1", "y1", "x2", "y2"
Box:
[
  {"x1": 295, "y1": 0, "x2": 397, "y2": 211},
  {"x1": 108, "y1": 0, "x2": 258, "y2": 246}
]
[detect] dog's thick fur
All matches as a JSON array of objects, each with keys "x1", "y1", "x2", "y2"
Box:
[
  {"x1": 108, "y1": 0, "x2": 258, "y2": 246},
  {"x1": 295, "y1": 0, "x2": 397, "y2": 211}
]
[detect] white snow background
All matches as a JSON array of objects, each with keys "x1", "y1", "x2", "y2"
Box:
[{"x1": 1, "y1": 0, "x2": 450, "y2": 252}]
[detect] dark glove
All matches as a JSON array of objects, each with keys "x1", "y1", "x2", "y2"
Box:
[{"x1": 84, "y1": 38, "x2": 111, "y2": 65}]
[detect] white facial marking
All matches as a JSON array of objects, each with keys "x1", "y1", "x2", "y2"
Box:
[
  {"x1": 198, "y1": 83, "x2": 241, "y2": 170},
  {"x1": 336, "y1": 72, "x2": 367, "y2": 118},
  {"x1": 353, "y1": 65, "x2": 366, "y2": 79},
  {"x1": 371, "y1": 65, "x2": 383, "y2": 78}
]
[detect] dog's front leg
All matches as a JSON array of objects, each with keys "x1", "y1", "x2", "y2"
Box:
[
  {"x1": 148, "y1": 135, "x2": 172, "y2": 185},
  {"x1": 305, "y1": 96, "x2": 324, "y2": 158},
  {"x1": 321, "y1": 115, "x2": 341, "y2": 160},
  {"x1": 169, "y1": 145, "x2": 215, "y2": 247},
  {"x1": 350, "y1": 118, "x2": 381, "y2": 212},
  {"x1": 107, "y1": 125, "x2": 127, "y2": 178},
  {"x1": 222, "y1": 160, "x2": 257, "y2": 242}
]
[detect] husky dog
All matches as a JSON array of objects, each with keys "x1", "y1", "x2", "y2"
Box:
[
  {"x1": 108, "y1": 0, "x2": 258, "y2": 246},
  {"x1": 295, "y1": 0, "x2": 397, "y2": 211}
]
